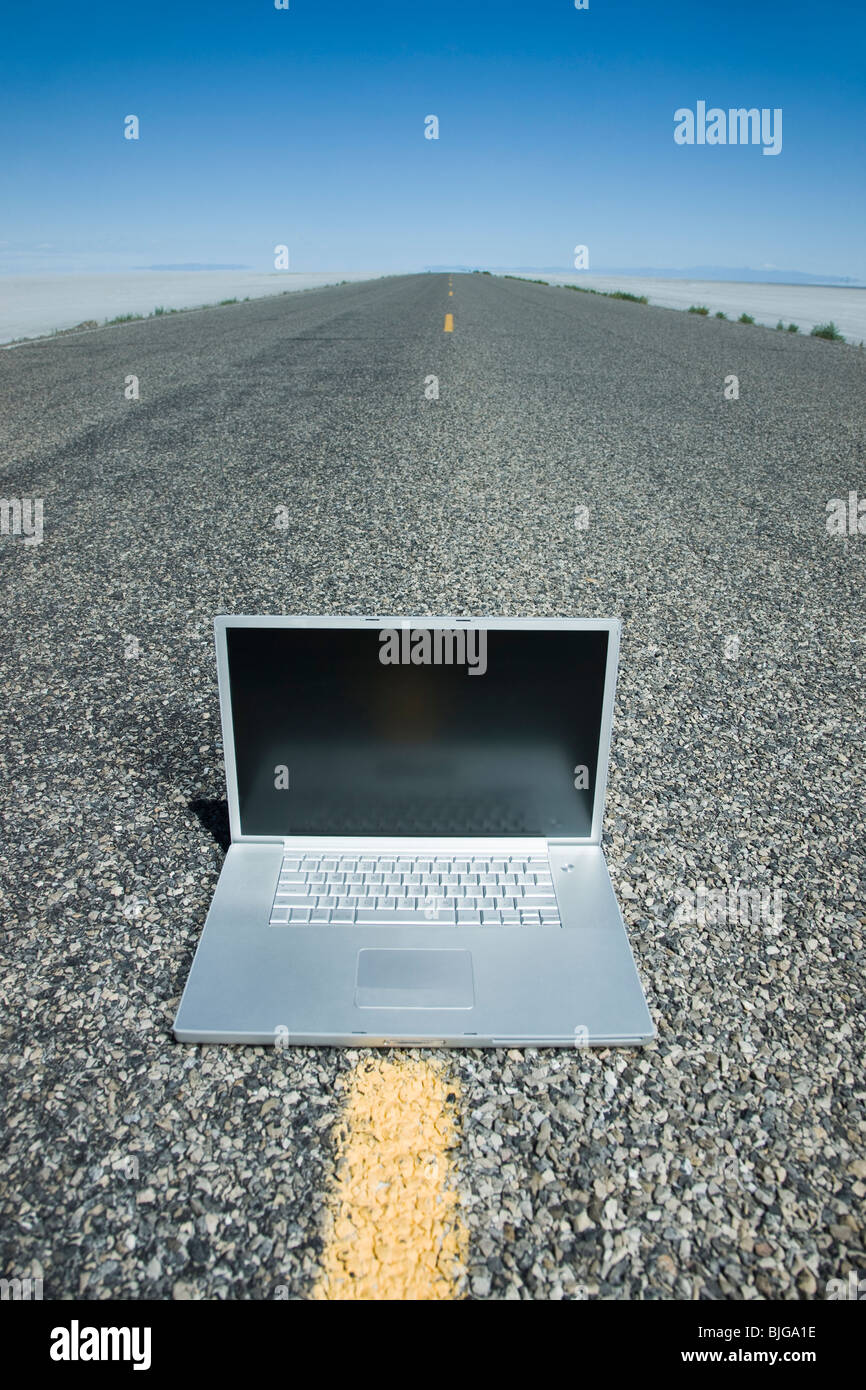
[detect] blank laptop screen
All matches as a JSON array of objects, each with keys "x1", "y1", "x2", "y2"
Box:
[{"x1": 225, "y1": 625, "x2": 610, "y2": 838}]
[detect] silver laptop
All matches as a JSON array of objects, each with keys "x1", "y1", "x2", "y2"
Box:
[{"x1": 173, "y1": 615, "x2": 654, "y2": 1046}]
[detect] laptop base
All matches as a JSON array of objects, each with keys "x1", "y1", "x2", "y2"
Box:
[{"x1": 173, "y1": 841, "x2": 655, "y2": 1047}]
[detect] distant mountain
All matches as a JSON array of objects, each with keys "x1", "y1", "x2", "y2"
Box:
[
  {"x1": 424, "y1": 264, "x2": 865, "y2": 287},
  {"x1": 600, "y1": 266, "x2": 865, "y2": 286}
]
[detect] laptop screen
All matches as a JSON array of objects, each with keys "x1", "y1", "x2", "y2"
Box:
[{"x1": 224, "y1": 624, "x2": 610, "y2": 838}]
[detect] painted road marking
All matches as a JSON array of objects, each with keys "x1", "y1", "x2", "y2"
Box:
[
  {"x1": 444, "y1": 313, "x2": 454, "y2": 332},
  {"x1": 312, "y1": 1055, "x2": 467, "y2": 1300}
]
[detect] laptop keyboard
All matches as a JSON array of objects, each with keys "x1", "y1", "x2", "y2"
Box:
[{"x1": 269, "y1": 852, "x2": 561, "y2": 927}]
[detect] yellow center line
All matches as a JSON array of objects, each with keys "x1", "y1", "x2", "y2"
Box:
[
  {"x1": 444, "y1": 313, "x2": 454, "y2": 332},
  {"x1": 312, "y1": 1055, "x2": 468, "y2": 1300}
]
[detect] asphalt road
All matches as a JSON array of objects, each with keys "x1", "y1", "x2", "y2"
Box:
[{"x1": 1, "y1": 273, "x2": 864, "y2": 1300}]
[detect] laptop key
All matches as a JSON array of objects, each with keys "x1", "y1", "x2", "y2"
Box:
[
  {"x1": 456, "y1": 911, "x2": 481, "y2": 925},
  {"x1": 276, "y1": 894, "x2": 314, "y2": 907},
  {"x1": 355, "y1": 909, "x2": 456, "y2": 925},
  {"x1": 288, "y1": 908, "x2": 312, "y2": 923},
  {"x1": 331, "y1": 909, "x2": 355, "y2": 923}
]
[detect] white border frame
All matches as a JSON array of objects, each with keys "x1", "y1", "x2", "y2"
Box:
[{"x1": 214, "y1": 615, "x2": 621, "y2": 847}]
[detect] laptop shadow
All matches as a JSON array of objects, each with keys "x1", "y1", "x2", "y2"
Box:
[{"x1": 189, "y1": 797, "x2": 231, "y2": 854}]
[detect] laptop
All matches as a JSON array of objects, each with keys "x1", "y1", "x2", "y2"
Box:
[{"x1": 173, "y1": 615, "x2": 654, "y2": 1046}]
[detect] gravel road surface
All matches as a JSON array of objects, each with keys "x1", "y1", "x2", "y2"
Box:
[{"x1": 1, "y1": 273, "x2": 863, "y2": 1299}]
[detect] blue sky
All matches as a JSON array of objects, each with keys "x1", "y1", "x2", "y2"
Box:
[{"x1": 1, "y1": 0, "x2": 864, "y2": 278}]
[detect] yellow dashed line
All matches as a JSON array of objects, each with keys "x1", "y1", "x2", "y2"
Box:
[
  {"x1": 312, "y1": 1055, "x2": 468, "y2": 1300},
  {"x1": 444, "y1": 313, "x2": 454, "y2": 332}
]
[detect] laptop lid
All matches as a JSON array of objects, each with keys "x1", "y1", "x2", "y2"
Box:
[{"x1": 215, "y1": 616, "x2": 620, "y2": 845}]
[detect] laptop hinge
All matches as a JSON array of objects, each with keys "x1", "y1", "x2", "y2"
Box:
[{"x1": 276, "y1": 834, "x2": 551, "y2": 852}]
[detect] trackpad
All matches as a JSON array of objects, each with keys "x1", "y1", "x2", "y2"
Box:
[{"x1": 355, "y1": 949, "x2": 475, "y2": 1009}]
